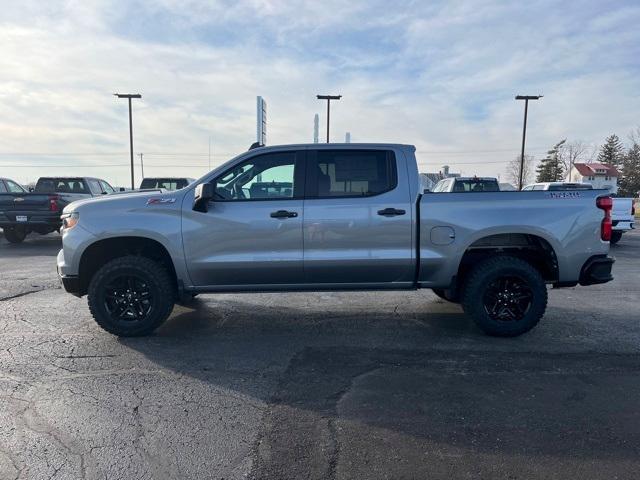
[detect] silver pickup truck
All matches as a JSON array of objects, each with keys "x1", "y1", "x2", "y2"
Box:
[{"x1": 57, "y1": 144, "x2": 615, "y2": 338}]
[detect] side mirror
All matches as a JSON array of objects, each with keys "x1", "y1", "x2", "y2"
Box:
[
  {"x1": 193, "y1": 183, "x2": 214, "y2": 212},
  {"x1": 119, "y1": 187, "x2": 126, "y2": 192},
  {"x1": 29, "y1": 187, "x2": 34, "y2": 192}
]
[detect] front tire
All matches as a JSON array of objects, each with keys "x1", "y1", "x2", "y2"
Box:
[
  {"x1": 461, "y1": 256, "x2": 547, "y2": 337},
  {"x1": 4, "y1": 226, "x2": 27, "y2": 244},
  {"x1": 87, "y1": 256, "x2": 175, "y2": 337},
  {"x1": 610, "y1": 231, "x2": 623, "y2": 245}
]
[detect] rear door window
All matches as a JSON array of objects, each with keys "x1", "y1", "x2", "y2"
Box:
[
  {"x1": 0, "y1": 181, "x2": 7, "y2": 193},
  {"x1": 307, "y1": 150, "x2": 396, "y2": 198}
]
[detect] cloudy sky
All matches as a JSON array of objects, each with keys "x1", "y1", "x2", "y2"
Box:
[{"x1": 1, "y1": 0, "x2": 639, "y2": 186}]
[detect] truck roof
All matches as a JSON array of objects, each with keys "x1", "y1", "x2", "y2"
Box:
[{"x1": 247, "y1": 143, "x2": 416, "y2": 151}]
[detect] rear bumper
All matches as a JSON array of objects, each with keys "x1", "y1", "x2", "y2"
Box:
[
  {"x1": 579, "y1": 255, "x2": 615, "y2": 286},
  {"x1": 0, "y1": 212, "x2": 62, "y2": 229},
  {"x1": 612, "y1": 220, "x2": 635, "y2": 231}
]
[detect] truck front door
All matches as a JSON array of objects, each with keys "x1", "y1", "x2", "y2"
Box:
[
  {"x1": 302, "y1": 148, "x2": 414, "y2": 285},
  {"x1": 182, "y1": 150, "x2": 306, "y2": 287}
]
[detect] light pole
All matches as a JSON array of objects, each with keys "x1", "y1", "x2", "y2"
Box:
[
  {"x1": 316, "y1": 94, "x2": 341, "y2": 143},
  {"x1": 139, "y1": 153, "x2": 144, "y2": 179},
  {"x1": 515, "y1": 94, "x2": 542, "y2": 190},
  {"x1": 114, "y1": 93, "x2": 142, "y2": 189}
]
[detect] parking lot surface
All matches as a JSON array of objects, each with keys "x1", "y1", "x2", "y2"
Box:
[{"x1": 1, "y1": 230, "x2": 639, "y2": 479}]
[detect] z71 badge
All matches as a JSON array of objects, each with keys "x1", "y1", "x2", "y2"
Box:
[{"x1": 146, "y1": 197, "x2": 176, "y2": 205}]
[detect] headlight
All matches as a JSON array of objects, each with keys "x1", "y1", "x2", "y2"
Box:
[{"x1": 61, "y1": 212, "x2": 79, "y2": 230}]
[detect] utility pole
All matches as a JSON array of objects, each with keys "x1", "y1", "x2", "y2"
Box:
[
  {"x1": 316, "y1": 95, "x2": 342, "y2": 143},
  {"x1": 515, "y1": 94, "x2": 543, "y2": 190},
  {"x1": 114, "y1": 93, "x2": 142, "y2": 190},
  {"x1": 313, "y1": 114, "x2": 319, "y2": 143},
  {"x1": 139, "y1": 153, "x2": 144, "y2": 180}
]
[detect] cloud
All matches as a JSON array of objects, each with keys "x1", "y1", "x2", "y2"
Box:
[{"x1": 0, "y1": 0, "x2": 639, "y2": 185}]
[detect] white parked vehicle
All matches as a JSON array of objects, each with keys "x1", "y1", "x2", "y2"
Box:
[
  {"x1": 523, "y1": 182, "x2": 635, "y2": 244},
  {"x1": 431, "y1": 177, "x2": 500, "y2": 192},
  {"x1": 521, "y1": 182, "x2": 594, "y2": 191},
  {"x1": 611, "y1": 197, "x2": 635, "y2": 244}
]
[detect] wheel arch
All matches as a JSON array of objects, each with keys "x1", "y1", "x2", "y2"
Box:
[
  {"x1": 77, "y1": 236, "x2": 178, "y2": 296},
  {"x1": 454, "y1": 232, "x2": 559, "y2": 292}
]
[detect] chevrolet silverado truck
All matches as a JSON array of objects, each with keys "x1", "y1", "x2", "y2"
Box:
[
  {"x1": 0, "y1": 176, "x2": 116, "y2": 243},
  {"x1": 57, "y1": 144, "x2": 615, "y2": 337}
]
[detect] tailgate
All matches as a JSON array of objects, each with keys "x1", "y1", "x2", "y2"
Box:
[
  {"x1": 612, "y1": 198, "x2": 633, "y2": 219},
  {"x1": 0, "y1": 193, "x2": 54, "y2": 218}
]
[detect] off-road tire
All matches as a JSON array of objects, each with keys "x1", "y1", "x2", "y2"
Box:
[
  {"x1": 432, "y1": 288, "x2": 459, "y2": 303},
  {"x1": 610, "y1": 231, "x2": 623, "y2": 245},
  {"x1": 88, "y1": 256, "x2": 175, "y2": 337},
  {"x1": 3, "y1": 226, "x2": 27, "y2": 244},
  {"x1": 461, "y1": 256, "x2": 547, "y2": 337}
]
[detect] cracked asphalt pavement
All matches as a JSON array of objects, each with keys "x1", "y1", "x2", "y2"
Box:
[{"x1": 1, "y1": 230, "x2": 639, "y2": 479}]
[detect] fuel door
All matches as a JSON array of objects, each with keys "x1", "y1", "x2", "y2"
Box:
[{"x1": 430, "y1": 226, "x2": 455, "y2": 245}]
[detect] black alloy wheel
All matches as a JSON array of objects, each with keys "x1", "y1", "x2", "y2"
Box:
[
  {"x1": 482, "y1": 275, "x2": 533, "y2": 321},
  {"x1": 104, "y1": 274, "x2": 154, "y2": 323}
]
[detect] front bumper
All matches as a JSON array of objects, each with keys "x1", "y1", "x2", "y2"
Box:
[
  {"x1": 579, "y1": 255, "x2": 615, "y2": 286},
  {"x1": 57, "y1": 248, "x2": 82, "y2": 297},
  {"x1": 59, "y1": 273, "x2": 82, "y2": 297}
]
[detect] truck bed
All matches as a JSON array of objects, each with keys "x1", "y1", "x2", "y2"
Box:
[{"x1": 418, "y1": 189, "x2": 610, "y2": 287}]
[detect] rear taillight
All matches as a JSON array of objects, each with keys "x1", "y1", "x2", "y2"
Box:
[
  {"x1": 596, "y1": 196, "x2": 613, "y2": 241},
  {"x1": 49, "y1": 195, "x2": 59, "y2": 212}
]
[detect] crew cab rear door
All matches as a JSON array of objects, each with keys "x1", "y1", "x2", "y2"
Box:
[
  {"x1": 302, "y1": 148, "x2": 414, "y2": 285},
  {"x1": 182, "y1": 149, "x2": 306, "y2": 286}
]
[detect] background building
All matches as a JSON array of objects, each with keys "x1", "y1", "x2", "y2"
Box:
[{"x1": 567, "y1": 163, "x2": 619, "y2": 193}]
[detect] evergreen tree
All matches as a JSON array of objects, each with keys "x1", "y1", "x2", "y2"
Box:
[
  {"x1": 536, "y1": 139, "x2": 565, "y2": 182},
  {"x1": 618, "y1": 142, "x2": 640, "y2": 197},
  {"x1": 597, "y1": 134, "x2": 625, "y2": 169}
]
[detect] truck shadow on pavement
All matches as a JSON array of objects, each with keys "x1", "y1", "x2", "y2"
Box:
[{"x1": 119, "y1": 298, "x2": 640, "y2": 479}]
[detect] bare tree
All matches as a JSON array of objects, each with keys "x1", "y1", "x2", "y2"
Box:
[
  {"x1": 505, "y1": 154, "x2": 534, "y2": 188},
  {"x1": 559, "y1": 140, "x2": 592, "y2": 180}
]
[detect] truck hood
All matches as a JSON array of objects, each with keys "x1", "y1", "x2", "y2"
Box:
[{"x1": 62, "y1": 189, "x2": 177, "y2": 214}]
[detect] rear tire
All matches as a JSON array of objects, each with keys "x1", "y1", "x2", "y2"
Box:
[
  {"x1": 432, "y1": 288, "x2": 459, "y2": 303},
  {"x1": 461, "y1": 256, "x2": 547, "y2": 337},
  {"x1": 610, "y1": 231, "x2": 623, "y2": 245},
  {"x1": 87, "y1": 256, "x2": 175, "y2": 337},
  {"x1": 4, "y1": 226, "x2": 27, "y2": 244}
]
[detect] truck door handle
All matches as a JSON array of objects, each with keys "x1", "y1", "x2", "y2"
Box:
[
  {"x1": 377, "y1": 208, "x2": 406, "y2": 217},
  {"x1": 270, "y1": 210, "x2": 298, "y2": 219}
]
